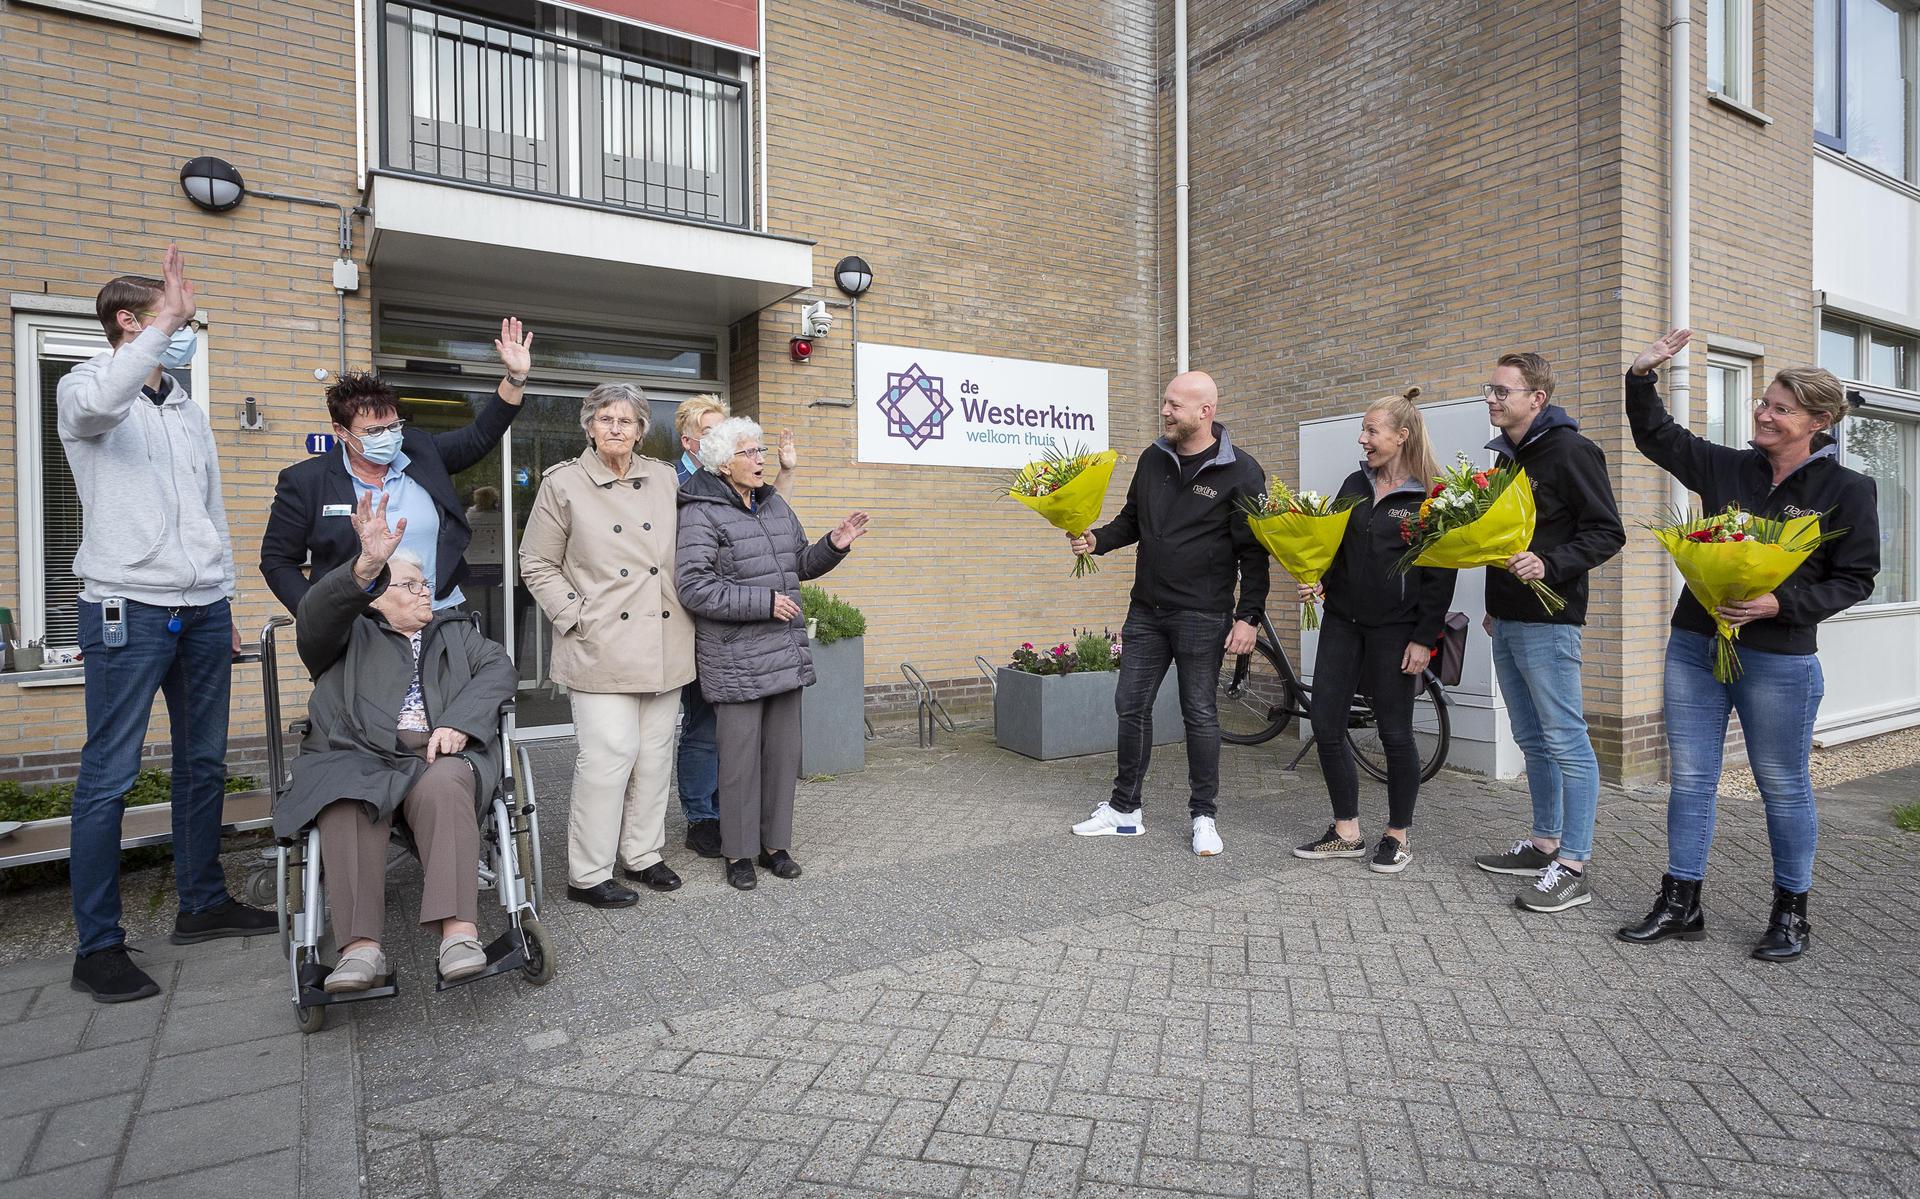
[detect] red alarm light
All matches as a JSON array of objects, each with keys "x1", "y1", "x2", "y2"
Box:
[{"x1": 789, "y1": 337, "x2": 813, "y2": 362}]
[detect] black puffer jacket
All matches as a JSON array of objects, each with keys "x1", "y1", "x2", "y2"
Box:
[
  {"x1": 1321, "y1": 468, "x2": 1457, "y2": 645},
  {"x1": 1626, "y1": 369, "x2": 1879, "y2": 654},
  {"x1": 675, "y1": 469, "x2": 849, "y2": 703}
]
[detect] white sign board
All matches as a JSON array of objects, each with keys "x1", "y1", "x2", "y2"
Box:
[{"x1": 855, "y1": 343, "x2": 1109, "y2": 469}]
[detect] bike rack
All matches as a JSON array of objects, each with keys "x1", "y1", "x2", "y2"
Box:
[
  {"x1": 972, "y1": 655, "x2": 998, "y2": 694},
  {"x1": 900, "y1": 662, "x2": 955, "y2": 748}
]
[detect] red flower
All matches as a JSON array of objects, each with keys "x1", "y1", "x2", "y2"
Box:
[
  {"x1": 1473, "y1": 472, "x2": 1490, "y2": 489},
  {"x1": 1021, "y1": 642, "x2": 1034, "y2": 650},
  {"x1": 1686, "y1": 529, "x2": 1715, "y2": 542},
  {"x1": 1429, "y1": 482, "x2": 1444, "y2": 497},
  {"x1": 1730, "y1": 532, "x2": 1746, "y2": 541}
]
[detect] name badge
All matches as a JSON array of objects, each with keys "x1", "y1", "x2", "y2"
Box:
[{"x1": 322, "y1": 504, "x2": 354, "y2": 517}]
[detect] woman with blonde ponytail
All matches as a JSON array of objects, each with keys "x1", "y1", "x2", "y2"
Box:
[{"x1": 1291, "y1": 387, "x2": 1457, "y2": 875}]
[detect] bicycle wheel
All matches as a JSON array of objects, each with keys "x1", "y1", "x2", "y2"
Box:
[
  {"x1": 1217, "y1": 641, "x2": 1297, "y2": 745},
  {"x1": 1348, "y1": 676, "x2": 1451, "y2": 783}
]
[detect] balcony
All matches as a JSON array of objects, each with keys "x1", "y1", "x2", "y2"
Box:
[
  {"x1": 377, "y1": 0, "x2": 751, "y2": 228},
  {"x1": 364, "y1": 1, "x2": 811, "y2": 325}
]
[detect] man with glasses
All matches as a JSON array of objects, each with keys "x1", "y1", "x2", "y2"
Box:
[
  {"x1": 260, "y1": 318, "x2": 533, "y2": 616},
  {"x1": 1471, "y1": 353, "x2": 1625, "y2": 912},
  {"x1": 58, "y1": 245, "x2": 273, "y2": 1002}
]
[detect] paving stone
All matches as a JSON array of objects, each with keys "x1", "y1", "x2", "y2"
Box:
[
  {"x1": 0, "y1": 1112, "x2": 43, "y2": 1181},
  {"x1": 114, "y1": 1148, "x2": 297, "y2": 1199},
  {"x1": 0, "y1": 1008, "x2": 91, "y2": 1068},
  {"x1": 27, "y1": 1092, "x2": 137, "y2": 1175},
  {"x1": 0, "y1": 1041, "x2": 146, "y2": 1119},
  {"x1": 152, "y1": 992, "x2": 286, "y2": 1057},
  {"x1": 851, "y1": 1154, "x2": 968, "y2": 1197},
  {"x1": 138, "y1": 1034, "x2": 302, "y2": 1112},
  {"x1": 0, "y1": 1156, "x2": 114, "y2": 1199},
  {"x1": 117, "y1": 1084, "x2": 300, "y2": 1183}
]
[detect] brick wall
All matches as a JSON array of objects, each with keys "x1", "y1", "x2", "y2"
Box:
[{"x1": 0, "y1": 0, "x2": 370, "y2": 783}]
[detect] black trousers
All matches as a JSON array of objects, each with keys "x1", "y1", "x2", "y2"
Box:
[
  {"x1": 1109, "y1": 602, "x2": 1231, "y2": 818},
  {"x1": 1309, "y1": 613, "x2": 1421, "y2": 829}
]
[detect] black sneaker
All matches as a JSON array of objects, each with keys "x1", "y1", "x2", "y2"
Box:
[
  {"x1": 756, "y1": 850, "x2": 802, "y2": 880},
  {"x1": 1292, "y1": 826, "x2": 1367, "y2": 860},
  {"x1": 1368, "y1": 836, "x2": 1412, "y2": 874},
  {"x1": 170, "y1": 898, "x2": 275, "y2": 945},
  {"x1": 71, "y1": 945, "x2": 160, "y2": 1004},
  {"x1": 685, "y1": 819, "x2": 723, "y2": 859}
]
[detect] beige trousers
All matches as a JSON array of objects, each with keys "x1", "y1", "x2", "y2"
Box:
[
  {"x1": 566, "y1": 687, "x2": 682, "y2": 887},
  {"x1": 316, "y1": 729, "x2": 480, "y2": 945}
]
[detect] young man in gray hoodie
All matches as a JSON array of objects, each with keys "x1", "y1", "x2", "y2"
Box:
[{"x1": 59, "y1": 246, "x2": 272, "y2": 1003}]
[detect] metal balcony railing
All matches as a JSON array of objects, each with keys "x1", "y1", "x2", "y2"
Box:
[{"x1": 378, "y1": 1, "x2": 750, "y2": 227}]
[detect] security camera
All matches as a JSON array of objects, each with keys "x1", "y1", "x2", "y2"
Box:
[{"x1": 800, "y1": 300, "x2": 833, "y2": 340}]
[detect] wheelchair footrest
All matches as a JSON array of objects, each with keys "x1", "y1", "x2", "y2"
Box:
[
  {"x1": 296, "y1": 957, "x2": 397, "y2": 1008},
  {"x1": 433, "y1": 927, "x2": 526, "y2": 992}
]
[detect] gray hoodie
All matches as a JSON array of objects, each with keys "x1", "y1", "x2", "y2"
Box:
[{"x1": 56, "y1": 325, "x2": 235, "y2": 608}]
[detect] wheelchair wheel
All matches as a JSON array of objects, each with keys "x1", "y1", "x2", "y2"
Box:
[
  {"x1": 244, "y1": 863, "x2": 276, "y2": 909},
  {"x1": 519, "y1": 915, "x2": 555, "y2": 986},
  {"x1": 297, "y1": 1004, "x2": 327, "y2": 1035}
]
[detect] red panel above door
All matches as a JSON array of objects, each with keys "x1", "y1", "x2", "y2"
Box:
[{"x1": 557, "y1": 0, "x2": 759, "y2": 54}]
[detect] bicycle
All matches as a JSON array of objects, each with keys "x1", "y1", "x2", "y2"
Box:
[{"x1": 1216, "y1": 611, "x2": 1451, "y2": 782}]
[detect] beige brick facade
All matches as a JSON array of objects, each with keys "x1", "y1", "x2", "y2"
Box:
[{"x1": 0, "y1": 0, "x2": 1829, "y2": 787}]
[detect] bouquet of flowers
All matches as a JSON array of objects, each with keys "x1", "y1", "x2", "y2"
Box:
[
  {"x1": 998, "y1": 444, "x2": 1123, "y2": 577},
  {"x1": 1645, "y1": 503, "x2": 1848, "y2": 682},
  {"x1": 1394, "y1": 455, "x2": 1566, "y2": 615},
  {"x1": 1238, "y1": 477, "x2": 1362, "y2": 629}
]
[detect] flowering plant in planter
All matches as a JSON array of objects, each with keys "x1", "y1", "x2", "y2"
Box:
[{"x1": 1007, "y1": 628, "x2": 1121, "y2": 676}]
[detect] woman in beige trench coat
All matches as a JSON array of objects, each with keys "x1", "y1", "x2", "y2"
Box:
[{"x1": 519, "y1": 383, "x2": 696, "y2": 908}]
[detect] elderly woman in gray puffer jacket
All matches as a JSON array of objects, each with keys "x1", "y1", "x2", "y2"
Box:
[{"x1": 676, "y1": 416, "x2": 869, "y2": 891}]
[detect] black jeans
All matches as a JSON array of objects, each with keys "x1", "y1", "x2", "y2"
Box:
[
  {"x1": 1309, "y1": 613, "x2": 1420, "y2": 829},
  {"x1": 1109, "y1": 602, "x2": 1230, "y2": 818}
]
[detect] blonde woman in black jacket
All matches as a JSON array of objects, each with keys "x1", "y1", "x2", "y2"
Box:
[{"x1": 1293, "y1": 388, "x2": 1457, "y2": 874}]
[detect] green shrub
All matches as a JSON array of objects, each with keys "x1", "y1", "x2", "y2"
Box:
[
  {"x1": 0, "y1": 772, "x2": 258, "y2": 823},
  {"x1": 1896, "y1": 802, "x2": 1920, "y2": 833},
  {"x1": 801, "y1": 585, "x2": 867, "y2": 645},
  {"x1": 1073, "y1": 629, "x2": 1117, "y2": 673}
]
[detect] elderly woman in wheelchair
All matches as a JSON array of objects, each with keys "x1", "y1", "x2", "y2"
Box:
[{"x1": 273, "y1": 492, "x2": 517, "y2": 993}]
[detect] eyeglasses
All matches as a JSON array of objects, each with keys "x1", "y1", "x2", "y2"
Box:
[
  {"x1": 734, "y1": 447, "x2": 767, "y2": 459},
  {"x1": 1481, "y1": 384, "x2": 1541, "y2": 402},
  {"x1": 593, "y1": 415, "x2": 639, "y2": 430},
  {"x1": 391, "y1": 579, "x2": 431, "y2": 596},
  {"x1": 353, "y1": 419, "x2": 407, "y2": 437}
]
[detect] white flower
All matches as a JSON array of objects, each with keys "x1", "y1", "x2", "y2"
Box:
[
  {"x1": 1302, "y1": 490, "x2": 1322, "y2": 505},
  {"x1": 1732, "y1": 511, "x2": 1751, "y2": 526}
]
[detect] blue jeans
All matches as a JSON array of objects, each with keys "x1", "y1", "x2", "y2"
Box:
[
  {"x1": 1109, "y1": 603, "x2": 1230, "y2": 818},
  {"x1": 1491, "y1": 619, "x2": 1600, "y2": 863},
  {"x1": 71, "y1": 598, "x2": 235, "y2": 955},
  {"x1": 1663, "y1": 630, "x2": 1824, "y2": 893},
  {"x1": 677, "y1": 681, "x2": 719, "y2": 824}
]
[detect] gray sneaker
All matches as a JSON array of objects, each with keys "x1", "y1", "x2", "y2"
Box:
[
  {"x1": 1475, "y1": 838, "x2": 1556, "y2": 876},
  {"x1": 1516, "y1": 861, "x2": 1592, "y2": 913}
]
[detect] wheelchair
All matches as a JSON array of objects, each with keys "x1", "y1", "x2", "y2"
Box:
[{"x1": 250, "y1": 615, "x2": 555, "y2": 1034}]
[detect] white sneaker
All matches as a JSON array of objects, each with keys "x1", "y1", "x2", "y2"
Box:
[
  {"x1": 1072, "y1": 802, "x2": 1144, "y2": 837},
  {"x1": 1191, "y1": 816, "x2": 1223, "y2": 857}
]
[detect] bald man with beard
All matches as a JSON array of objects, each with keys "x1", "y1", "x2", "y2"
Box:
[{"x1": 1068, "y1": 371, "x2": 1270, "y2": 856}]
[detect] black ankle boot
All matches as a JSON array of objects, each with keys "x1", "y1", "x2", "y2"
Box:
[
  {"x1": 1616, "y1": 873, "x2": 1706, "y2": 944},
  {"x1": 1751, "y1": 886, "x2": 1810, "y2": 962}
]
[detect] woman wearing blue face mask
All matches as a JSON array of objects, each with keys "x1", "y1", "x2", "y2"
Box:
[{"x1": 259, "y1": 319, "x2": 533, "y2": 616}]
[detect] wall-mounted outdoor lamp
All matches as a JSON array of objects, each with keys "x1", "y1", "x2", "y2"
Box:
[{"x1": 179, "y1": 156, "x2": 247, "y2": 212}]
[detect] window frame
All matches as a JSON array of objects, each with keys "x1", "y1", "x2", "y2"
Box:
[
  {"x1": 12, "y1": 311, "x2": 210, "y2": 648},
  {"x1": 1837, "y1": 406, "x2": 1919, "y2": 608},
  {"x1": 1705, "y1": 352, "x2": 1755, "y2": 447},
  {"x1": 1823, "y1": 313, "x2": 1920, "y2": 388},
  {"x1": 1821, "y1": 307, "x2": 1920, "y2": 612},
  {"x1": 1708, "y1": 0, "x2": 1755, "y2": 107},
  {"x1": 1815, "y1": 0, "x2": 1920, "y2": 183},
  {"x1": 14, "y1": 0, "x2": 201, "y2": 40}
]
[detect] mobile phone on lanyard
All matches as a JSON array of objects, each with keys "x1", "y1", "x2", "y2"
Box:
[{"x1": 102, "y1": 597, "x2": 128, "y2": 648}]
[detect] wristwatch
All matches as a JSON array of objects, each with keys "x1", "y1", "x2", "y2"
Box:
[{"x1": 505, "y1": 372, "x2": 528, "y2": 388}]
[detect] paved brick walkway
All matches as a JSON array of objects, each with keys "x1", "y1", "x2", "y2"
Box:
[{"x1": 2, "y1": 722, "x2": 1917, "y2": 1197}]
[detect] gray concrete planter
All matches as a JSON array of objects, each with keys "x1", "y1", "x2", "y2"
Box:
[
  {"x1": 994, "y1": 667, "x2": 1184, "y2": 760},
  {"x1": 800, "y1": 637, "x2": 865, "y2": 776}
]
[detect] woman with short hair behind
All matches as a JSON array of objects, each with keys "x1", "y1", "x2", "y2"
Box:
[
  {"x1": 675, "y1": 417, "x2": 869, "y2": 891},
  {"x1": 520, "y1": 383, "x2": 694, "y2": 909},
  {"x1": 1292, "y1": 388, "x2": 1457, "y2": 875},
  {"x1": 1618, "y1": 329, "x2": 1879, "y2": 962}
]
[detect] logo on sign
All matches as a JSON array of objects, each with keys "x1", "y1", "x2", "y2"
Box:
[
  {"x1": 306, "y1": 433, "x2": 336, "y2": 454},
  {"x1": 875, "y1": 363, "x2": 952, "y2": 450}
]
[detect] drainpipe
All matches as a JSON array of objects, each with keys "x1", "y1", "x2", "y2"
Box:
[
  {"x1": 1174, "y1": 0, "x2": 1190, "y2": 374},
  {"x1": 1667, "y1": 0, "x2": 1692, "y2": 533}
]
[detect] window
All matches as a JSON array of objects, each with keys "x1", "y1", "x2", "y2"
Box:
[
  {"x1": 1708, "y1": 0, "x2": 1754, "y2": 105},
  {"x1": 14, "y1": 315, "x2": 201, "y2": 648},
  {"x1": 1815, "y1": 0, "x2": 1918, "y2": 182},
  {"x1": 15, "y1": 0, "x2": 200, "y2": 38},
  {"x1": 1822, "y1": 315, "x2": 1920, "y2": 388},
  {"x1": 1841, "y1": 413, "x2": 1915, "y2": 603},
  {"x1": 1706, "y1": 355, "x2": 1753, "y2": 446}
]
